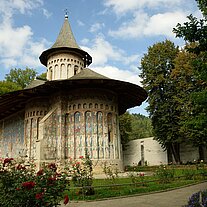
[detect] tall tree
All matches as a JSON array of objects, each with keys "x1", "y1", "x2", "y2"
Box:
[
  {"x1": 129, "y1": 114, "x2": 153, "y2": 140},
  {"x1": 173, "y1": 0, "x2": 207, "y2": 159},
  {"x1": 139, "y1": 40, "x2": 181, "y2": 163},
  {"x1": 119, "y1": 112, "x2": 132, "y2": 150},
  {"x1": 36, "y1": 72, "x2": 47, "y2": 80},
  {"x1": 0, "y1": 81, "x2": 22, "y2": 95},
  {"x1": 5, "y1": 67, "x2": 37, "y2": 89},
  {"x1": 171, "y1": 44, "x2": 197, "y2": 141}
]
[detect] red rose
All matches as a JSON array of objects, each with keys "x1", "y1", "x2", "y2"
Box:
[
  {"x1": 48, "y1": 176, "x2": 56, "y2": 185},
  {"x1": 16, "y1": 187, "x2": 20, "y2": 191},
  {"x1": 22, "y1": 181, "x2": 35, "y2": 190},
  {"x1": 3, "y1": 158, "x2": 14, "y2": 166},
  {"x1": 37, "y1": 169, "x2": 44, "y2": 176},
  {"x1": 79, "y1": 156, "x2": 84, "y2": 159},
  {"x1": 16, "y1": 164, "x2": 26, "y2": 170},
  {"x1": 35, "y1": 192, "x2": 44, "y2": 200},
  {"x1": 76, "y1": 162, "x2": 80, "y2": 165},
  {"x1": 48, "y1": 163, "x2": 57, "y2": 172},
  {"x1": 64, "y1": 195, "x2": 69, "y2": 205}
]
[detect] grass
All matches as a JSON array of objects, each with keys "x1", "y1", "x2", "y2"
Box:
[{"x1": 68, "y1": 166, "x2": 207, "y2": 201}]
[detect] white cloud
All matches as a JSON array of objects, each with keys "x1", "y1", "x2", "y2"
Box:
[
  {"x1": 81, "y1": 35, "x2": 124, "y2": 66},
  {"x1": 81, "y1": 35, "x2": 139, "y2": 67},
  {"x1": 81, "y1": 38, "x2": 90, "y2": 45},
  {"x1": 90, "y1": 22, "x2": 105, "y2": 33},
  {"x1": 0, "y1": 24, "x2": 33, "y2": 58},
  {"x1": 77, "y1": 20, "x2": 85, "y2": 26},
  {"x1": 103, "y1": 0, "x2": 182, "y2": 14},
  {"x1": 109, "y1": 11, "x2": 188, "y2": 39},
  {"x1": 42, "y1": 8, "x2": 52, "y2": 18},
  {"x1": 91, "y1": 65, "x2": 142, "y2": 86},
  {"x1": 144, "y1": 11, "x2": 187, "y2": 37},
  {"x1": 0, "y1": 0, "x2": 43, "y2": 17},
  {"x1": 0, "y1": 0, "x2": 50, "y2": 72}
]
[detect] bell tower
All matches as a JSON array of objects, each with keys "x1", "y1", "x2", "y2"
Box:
[{"x1": 39, "y1": 14, "x2": 92, "y2": 81}]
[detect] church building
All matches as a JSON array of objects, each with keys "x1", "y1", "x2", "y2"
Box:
[{"x1": 0, "y1": 15, "x2": 147, "y2": 171}]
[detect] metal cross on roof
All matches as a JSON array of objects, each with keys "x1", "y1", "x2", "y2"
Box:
[{"x1": 64, "y1": 9, "x2": 68, "y2": 19}]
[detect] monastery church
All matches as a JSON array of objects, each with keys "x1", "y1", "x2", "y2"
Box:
[{"x1": 0, "y1": 15, "x2": 147, "y2": 171}]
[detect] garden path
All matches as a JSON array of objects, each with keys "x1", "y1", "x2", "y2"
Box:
[{"x1": 61, "y1": 182, "x2": 207, "y2": 207}]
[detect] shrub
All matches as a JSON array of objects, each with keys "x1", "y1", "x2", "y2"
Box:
[
  {"x1": 155, "y1": 164, "x2": 175, "y2": 184},
  {"x1": 182, "y1": 168, "x2": 196, "y2": 180},
  {"x1": 0, "y1": 158, "x2": 69, "y2": 207},
  {"x1": 102, "y1": 162, "x2": 119, "y2": 185},
  {"x1": 66, "y1": 153, "x2": 94, "y2": 196},
  {"x1": 128, "y1": 172, "x2": 146, "y2": 186}
]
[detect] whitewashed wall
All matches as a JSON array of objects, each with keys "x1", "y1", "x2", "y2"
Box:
[
  {"x1": 123, "y1": 137, "x2": 203, "y2": 166},
  {"x1": 123, "y1": 137, "x2": 168, "y2": 166}
]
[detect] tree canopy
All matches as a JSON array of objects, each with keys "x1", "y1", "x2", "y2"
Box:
[
  {"x1": 173, "y1": 0, "x2": 207, "y2": 157},
  {"x1": 5, "y1": 68, "x2": 37, "y2": 89},
  {"x1": 0, "y1": 68, "x2": 46, "y2": 95},
  {"x1": 0, "y1": 81, "x2": 22, "y2": 95},
  {"x1": 140, "y1": 40, "x2": 182, "y2": 162},
  {"x1": 119, "y1": 112, "x2": 153, "y2": 150},
  {"x1": 139, "y1": 0, "x2": 207, "y2": 163}
]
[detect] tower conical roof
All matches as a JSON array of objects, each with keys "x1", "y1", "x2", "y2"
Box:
[
  {"x1": 51, "y1": 16, "x2": 80, "y2": 49},
  {"x1": 39, "y1": 16, "x2": 92, "y2": 67}
]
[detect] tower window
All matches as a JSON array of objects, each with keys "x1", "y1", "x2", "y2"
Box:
[{"x1": 74, "y1": 65, "x2": 78, "y2": 75}]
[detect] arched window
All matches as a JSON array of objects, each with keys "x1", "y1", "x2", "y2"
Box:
[
  {"x1": 54, "y1": 65, "x2": 58, "y2": 79},
  {"x1": 78, "y1": 104, "x2": 81, "y2": 109},
  {"x1": 49, "y1": 67, "x2": 52, "y2": 80},
  {"x1": 60, "y1": 63, "x2": 65, "y2": 79},
  {"x1": 67, "y1": 64, "x2": 71, "y2": 78},
  {"x1": 83, "y1": 103, "x2": 87, "y2": 109},
  {"x1": 74, "y1": 65, "x2": 78, "y2": 75},
  {"x1": 89, "y1": 103, "x2": 93, "y2": 109}
]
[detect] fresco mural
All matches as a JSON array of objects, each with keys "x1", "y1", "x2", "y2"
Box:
[
  {"x1": 43, "y1": 110, "x2": 58, "y2": 160},
  {"x1": 0, "y1": 112, "x2": 25, "y2": 158},
  {"x1": 97, "y1": 112, "x2": 104, "y2": 159}
]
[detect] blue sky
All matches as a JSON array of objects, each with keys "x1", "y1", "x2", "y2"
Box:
[{"x1": 0, "y1": 0, "x2": 201, "y2": 116}]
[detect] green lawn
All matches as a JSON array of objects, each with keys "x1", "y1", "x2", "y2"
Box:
[{"x1": 68, "y1": 167, "x2": 207, "y2": 201}]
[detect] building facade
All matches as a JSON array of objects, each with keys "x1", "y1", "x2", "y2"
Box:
[{"x1": 0, "y1": 15, "x2": 147, "y2": 172}]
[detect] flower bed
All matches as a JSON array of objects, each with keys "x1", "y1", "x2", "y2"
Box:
[{"x1": 0, "y1": 158, "x2": 69, "y2": 207}]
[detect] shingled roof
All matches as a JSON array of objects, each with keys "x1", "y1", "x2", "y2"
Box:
[
  {"x1": 39, "y1": 16, "x2": 92, "y2": 67},
  {"x1": 69, "y1": 68, "x2": 109, "y2": 80},
  {"x1": 0, "y1": 70, "x2": 147, "y2": 119},
  {"x1": 51, "y1": 16, "x2": 80, "y2": 50}
]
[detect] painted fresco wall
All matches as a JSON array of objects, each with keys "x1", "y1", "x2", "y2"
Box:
[
  {"x1": 0, "y1": 88, "x2": 123, "y2": 173},
  {"x1": 42, "y1": 108, "x2": 60, "y2": 160},
  {"x1": 25, "y1": 98, "x2": 48, "y2": 159},
  {"x1": 64, "y1": 88, "x2": 121, "y2": 160},
  {"x1": 0, "y1": 111, "x2": 25, "y2": 158}
]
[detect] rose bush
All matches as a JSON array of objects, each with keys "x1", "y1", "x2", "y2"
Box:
[
  {"x1": 0, "y1": 158, "x2": 69, "y2": 207},
  {"x1": 66, "y1": 153, "x2": 94, "y2": 196}
]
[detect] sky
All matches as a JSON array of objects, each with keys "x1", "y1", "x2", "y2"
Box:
[{"x1": 0, "y1": 0, "x2": 201, "y2": 116}]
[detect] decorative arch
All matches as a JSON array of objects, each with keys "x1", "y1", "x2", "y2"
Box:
[
  {"x1": 97, "y1": 111, "x2": 104, "y2": 159},
  {"x1": 74, "y1": 111, "x2": 83, "y2": 158},
  {"x1": 74, "y1": 65, "x2": 78, "y2": 75},
  {"x1": 60, "y1": 63, "x2": 65, "y2": 79},
  {"x1": 85, "y1": 111, "x2": 93, "y2": 157}
]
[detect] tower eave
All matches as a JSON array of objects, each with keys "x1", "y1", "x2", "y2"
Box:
[{"x1": 39, "y1": 47, "x2": 92, "y2": 67}]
